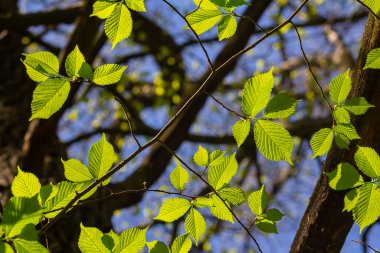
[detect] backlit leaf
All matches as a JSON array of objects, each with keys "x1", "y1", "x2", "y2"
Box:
[
  {"x1": 232, "y1": 119, "x2": 250, "y2": 147},
  {"x1": 11, "y1": 167, "x2": 41, "y2": 198},
  {"x1": 310, "y1": 128, "x2": 333, "y2": 158},
  {"x1": 326, "y1": 162, "x2": 364, "y2": 190},
  {"x1": 154, "y1": 198, "x2": 191, "y2": 222},
  {"x1": 329, "y1": 69, "x2": 351, "y2": 105}
]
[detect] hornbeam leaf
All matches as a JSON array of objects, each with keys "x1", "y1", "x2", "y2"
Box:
[
  {"x1": 208, "y1": 194, "x2": 234, "y2": 223},
  {"x1": 88, "y1": 133, "x2": 115, "y2": 179},
  {"x1": 217, "y1": 15, "x2": 237, "y2": 40},
  {"x1": 78, "y1": 224, "x2": 111, "y2": 253},
  {"x1": 114, "y1": 227, "x2": 148, "y2": 253},
  {"x1": 62, "y1": 159, "x2": 94, "y2": 182},
  {"x1": 91, "y1": 1, "x2": 117, "y2": 19},
  {"x1": 248, "y1": 185, "x2": 267, "y2": 216},
  {"x1": 232, "y1": 119, "x2": 250, "y2": 147},
  {"x1": 326, "y1": 162, "x2": 364, "y2": 190},
  {"x1": 354, "y1": 146, "x2": 380, "y2": 178},
  {"x1": 343, "y1": 97, "x2": 374, "y2": 115},
  {"x1": 364, "y1": 48, "x2": 380, "y2": 69},
  {"x1": 65, "y1": 45, "x2": 86, "y2": 77},
  {"x1": 125, "y1": 0, "x2": 146, "y2": 12},
  {"x1": 254, "y1": 119, "x2": 294, "y2": 164},
  {"x1": 105, "y1": 3, "x2": 133, "y2": 48},
  {"x1": 310, "y1": 128, "x2": 333, "y2": 158},
  {"x1": 170, "y1": 164, "x2": 189, "y2": 191},
  {"x1": 171, "y1": 234, "x2": 192, "y2": 253},
  {"x1": 14, "y1": 239, "x2": 48, "y2": 253},
  {"x1": 193, "y1": 145, "x2": 209, "y2": 166},
  {"x1": 333, "y1": 123, "x2": 361, "y2": 141},
  {"x1": 154, "y1": 198, "x2": 191, "y2": 222},
  {"x1": 22, "y1": 51, "x2": 59, "y2": 82},
  {"x1": 186, "y1": 9, "x2": 223, "y2": 35},
  {"x1": 218, "y1": 187, "x2": 246, "y2": 205},
  {"x1": 329, "y1": 69, "x2": 351, "y2": 105},
  {"x1": 264, "y1": 93, "x2": 300, "y2": 119},
  {"x1": 242, "y1": 69, "x2": 274, "y2": 118},
  {"x1": 184, "y1": 208, "x2": 206, "y2": 245},
  {"x1": 208, "y1": 153, "x2": 238, "y2": 190},
  {"x1": 333, "y1": 107, "x2": 350, "y2": 124},
  {"x1": 30, "y1": 78, "x2": 71, "y2": 120},
  {"x1": 255, "y1": 219, "x2": 278, "y2": 234},
  {"x1": 147, "y1": 241, "x2": 170, "y2": 253},
  {"x1": 11, "y1": 167, "x2": 41, "y2": 198},
  {"x1": 353, "y1": 183, "x2": 380, "y2": 232},
  {"x1": 93, "y1": 64, "x2": 127, "y2": 85}
]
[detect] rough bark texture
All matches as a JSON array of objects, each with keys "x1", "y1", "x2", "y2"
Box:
[{"x1": 291, "y1": 14, "x2": 380, "y2": 253}]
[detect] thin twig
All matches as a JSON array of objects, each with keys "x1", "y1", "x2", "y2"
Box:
[
  {"x1": 290, "y1": 21, "x2": 334, "y2": 115},
  {"x1": 204, "y1": 91, "x2": 247, "y2": 118},
  {"x1": 162, "y1": 0, "x2": 215, "y2": 72},
  {"x1": 356, "y1": 0, "x2": 380, "y2": 20},
  {"x1": 230, "y1": 12, "x2": 268, "y2": 34},
  {"x1": 157, "y1": 140, "x2": 263, "y2": 253},
  {"x1": 352, "y1": 240, "x2": 380, "y2": 253},
  {"x1": 104, "y1": 87, "x2": 142, "y2": 148}
]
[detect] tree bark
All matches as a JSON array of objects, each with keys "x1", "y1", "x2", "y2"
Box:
[{"x1": 291, "y1": 14, "x2": 380, "y2": 253}]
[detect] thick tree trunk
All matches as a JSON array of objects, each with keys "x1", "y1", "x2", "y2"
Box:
[{"x1": 291, "y1": 14, "x2": 380, "y2": 253}]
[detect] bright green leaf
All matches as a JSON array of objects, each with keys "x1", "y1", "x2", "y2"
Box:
[
  {"x1": 264, "y1": 93, "x2": 300, "y2": 119},
  {"x1": 248, "y1": 185, "x2": 267, "y2": 216},
  {"x1": 354, "y1": 146, "x2": 380, "y2": 178},
  {"x1": 353, "y1": 183, "x2": 380, "y2": 232},
  {"x1": 217, "y1": 15, "x2": 237, "y2": 40},
  {"x1": 79, "y1": 223, "x2": 111, "y2": 253},
  {"x1": 185, "y1": 208, "x2": 206, "y2": 245},
  {"x1": 147, "y1": 241, "x2": 170, "y2": 253},
  {"x1": 0, "y1": 241, "x2": 13, "y2": 253},
  {"x1": 193, "y1": 197, "x2": 215, "y2": 209},
  {"x1": 30, "y1": 78, "x2": 71, "y2": 120},
  {"x1": 193, "y1": 145, "x2": 209, "y2": 166},
  {"x1": 65, "y1": 45, "x2": 85, "y2": 77},
  {"x1": 232, "y1": 119, "x2": 250, "y2": 147},
  {"x1": 171, "y1": 234, "x2": 192, "y2": 253},
  {"x1": 88, "y1": 133, "x2": 115, "y2": 179},
  {"x1": 326, "y1": 162, "x2": 364, "y2": 190},
  {"x1": 335, "y1": 132, "x2": 350, "y2": 150},
  {"x1": 62, "y1": 159, "x2": 94, "y2": 182},
  {"x1": 242, "y1": 69, "x2": 274, "y2": 118},
  {"x1": 125, "y1": 0, "x2": 146, "y2": 12},
  {"x1": 310, "y1": 128, "x2": 333, "y2": 158},
  {"x1": 91, "y1": 1, "x2": 117, "y2": 19},
  {"x1": 154, "y1": 198, "x2": 191, "y2": 222},
  {"x1": 262, "y1": 208, "x2": 284, "y2": 221},
  {"x1": 333, "y1": 107, "x2": 350, "y2": 124},
  {"x1": 364, "y1": 48, "x2": 380, "y2": 69},
  {"x1": 114, "y1": 227, "x2": 148, "y2": 253},
  {"x1": 333, "y1": 123, "x2": 361, "y2": 141},
  {"x1": 343, "y1": 97, "x2": 374, "y2": 115},
  {"x1": 208, "y1": 150, "x2": 226, "y2": 166},
  {"x1": 254, "y1": 119, "x2": 294, "y2": 164},
  {"x1": 22, "y1": 51, "x2": 59, "y2": 82},
  {"x1": 208, "y1": 153, "x2": 238, "y2": 190},
  {"x1": 186, "y1": 9, "x2": 223, "y2": 35},
  {"x1": 170, "y1": 163, "x2": 189, "y2": 191},
  {"x1": 93, "y1": 64, "x2": 127, "y2": 85},
  {"x1": 344, "y1": 188, "x2": 359, "y2": 212},
  {"x1": 105, "y1": 3, "x2": 133, "y2": 48},
  {"x1": 11, "y1": 167, "x2": 41, "y2": 198},
  {"x1": 14, "y1": 239, "x2": 48, "y2": 253},
  {"x1": 218, "y1": 187, "x2": 246, "y2": 205},
  {"x1": 329, "y1": 69, "x2": 351, "y2": 105},
  {"x1": 208, "y1": 194, "x2": 234, "y2": 223},
  {"x1": 255, "y1": 219, "x2": 278, "y2": 234}
]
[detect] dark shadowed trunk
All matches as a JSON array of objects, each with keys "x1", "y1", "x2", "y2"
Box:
[{"x1": 291, "y1": 14, "x2": 380, "y2": 253}]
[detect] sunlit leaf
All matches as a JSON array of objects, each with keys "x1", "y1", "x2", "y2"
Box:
[
  {"x1": 310, "y1": 128, "x2": 333, "y2": 158},
  {"x1": 326, "y1": 162, "x2": 364, "y2": 190},
  {"x1": 329, "y1": 69, "x2": 351, "y2": 105},
  {"x1": 11, "y1": 167, "x2": 41, "y2": 198},
  {"x1": 154, "y1": 198, "x2": 191, "y2": 222}
]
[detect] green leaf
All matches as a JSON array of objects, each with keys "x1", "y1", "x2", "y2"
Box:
[
  {"x1": 22, "y1": 51, "x2": 59, "y2": 82},
  {"x1": 353, "y1": 183, "x2": 380, "y2": 232},
  {"x1": 326, "y1": 162, "x2": 364, "y2": 190},
  {"x1": 2, "y1": 196, "x2": 42, "y2": 238},
  {"x1": 248, "y1": 185, "x2": 267, "y2": 216},
  {"x1": 343, "y1": 97, "x2": 374, "y2": 115},
  {"x1": 171, "y1": 234, "x2": 192, "y2": 253},
  {"x1": 11, "y1": 167, "x2": 41, "y2": 198},
  {"x1": 147, "y1": 241, "x2": 170, "y2": 253},
  {"x1": 208, "y1": 153, "x2": 238, "y2": 190},
  {"x1": 30, "y1": 78, "x2": 71, "y2": 120},
  {"x1": 255, "y1": 219, "x2": 278, "y2": 234},
  {"x1": 217, "y1": 15, "x2": 237, "y2": 40},
  {"x1": 344, "y1": 188, "x2": 359, "y2": 212},
  {"x1": 91, "y1": 1, "x2": 117, "y2": 19},
  {"x1": 208, "y1": 150, "x2": 226, "y2": 166},
  {"x1": 88, "y1": 133, "x2": 115, "y2": 179},
  {"x1": 333, "y1": 107, "x2": 350, "y2": 124},
  {"x1": 264, "y1": 93, "x2": 300, "y2": 119},
  {"x1": 186, "y1": 9, "x2": 223, "y2": 35},
  {"x1": 193, "y1": 0, "x2": 219, "y2": 10},
  {"x1": 93, "y1": 64, "x2": 127, "y2": 85},
  {"x1": 170, "y1": 163, "x2": 189, "y2": 191},
  {"x1": 44, "y1": 181, "x2": 83, "y2": 218},
  {"x1": 361, "y1": 0, "x2": 380, "y2": 15},
  {"x1": 39, "y1": 183, "x2": 58, "y2": 207},
  {"x1": 354, "y1": 146, "x2": 380, "y2": 178},
  {"x1": 105, "y1": 3, "x2": 133, "y2": 48},
  {"x1": 335, "y1": 132, "x2": 350, "y2": 150},
  {"x1": 65, "y1": 45, "x2": 85, "y2": 77},
  {"x1": 329, "y1": 69, "x2": 351, "y2": 104},
  {"x1": 193, "y1": 145, "x2": 209, "y2": 166},
  {"x1": 210, "y1": 0, "x2": 247, "y2": 8},
  {"x1": 242, "y1": 69, "x2": 274, "y2": 118},
  {"x1": 154, "y1": 198, "x2": 191, "y2": 222},
  {"x1": 0, "y1": 241, "x2": 13, "y2": 253},
  {"x1": 19, "y1": 223, "x2": 39, "y2": 241},
  {"x1": 14, "y1": 239, "x2": 48, "y2": 253},
  {"x1": 193, "y1": 197, "x2": 215, "y2": 209},
  {"x1": 232, "y1": 119, "x2": 250, "y2": 147},
  {"x1": 333, "y1": 123, "x2": 361, "y2": 141},
  {"x1": 218, "y1": 187, "x2": 246, "y2": 205},
  {"x1": 310, "y1": 128, "x2": 333, "y2": 158},
  {"x1": 79, "y1": 63, "x2": 94, "y2": 79},
  {"x1": 125, "y1": 0, "x2": 146, "y2": 12},
  {"x1": 364, "y1": 48, "x2": 380, "y2": 69},
  {"x1": 208, "y1": 194, "x2": 234, "y2": 223},
  {"x1": 62, "y1": 159, "x2": 94, "y2": 182},
  {"x1": 254, "y1": 119, "x2": 294, "y2": 164},
  {"x1": 114, "y1": 227, "x2": 148, "y2": 253},
  {"x1": 184, "y1": 208, "x2": 206, "y2": 245},
  {"x1": 262, "y1": 208, "x2": 284, "y2": 221},
  {"x1": 79, "y1": 223, "x2": 111, "y2": 253},
  {"x1": 103, "y1": 230, "x2": 120, "y2": 251}
]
